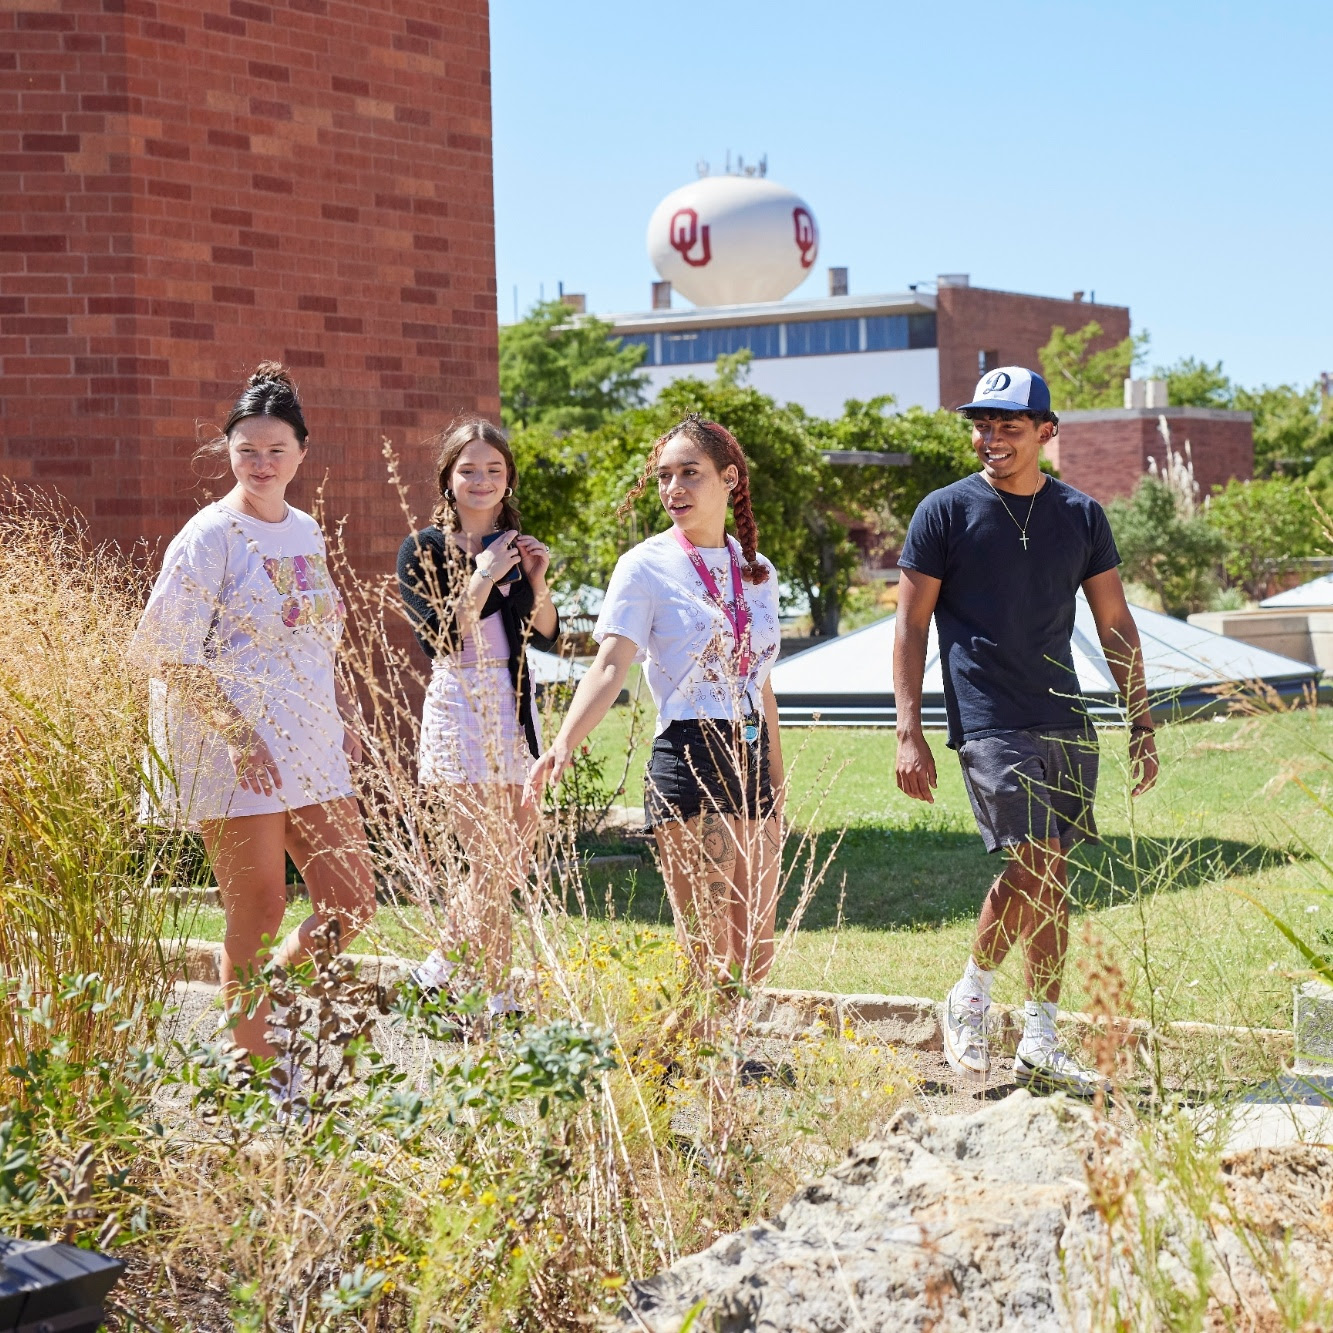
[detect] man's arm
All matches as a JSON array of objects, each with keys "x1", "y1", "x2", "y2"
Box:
[
  {"x1": 894, "y1": 568, "x2": 942, "y2": 803},
  {"x1": 1082, "y1": 567, "x2": 1159, "y2": 797}
]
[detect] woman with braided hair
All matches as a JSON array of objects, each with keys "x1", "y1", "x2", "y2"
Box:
[{"x1": 529, "y1": 414, "x2": 785, "y2": 994}]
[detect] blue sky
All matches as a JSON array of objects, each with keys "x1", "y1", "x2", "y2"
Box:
[{"x1": 491, "y1": 1, "x2": 1331, "y2": 391}]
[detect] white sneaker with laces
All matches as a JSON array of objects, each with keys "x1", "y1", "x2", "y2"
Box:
[
  {"x1": 1013, "y1": 1039, "x2": 1111, "y2": 1099},
  {"x1": 942, "y1": 981, "x2": 990, "y2": 1075}
]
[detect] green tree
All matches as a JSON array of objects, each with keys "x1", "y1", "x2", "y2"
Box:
[
  {"x1": 1204, "y1": 477, "x2": 1329, "y2": 599},
  {"x1": 1039, "y1": 320, "x2": 1148, "y2": 410},
  {"x1": 1156, "y1": 356, "x2": 1233, "y2": 408},
  {"x1": 1106, "y1": 477, "x2": 1225, "y2": 617},
  {"x1": 1234, "y1": 382, "x2": 1333, "y2": 478},
  {"x1": 811, "y1": 398, "x2": 977, "y2": 541},
  {"x1": 499, "y1": 299, "x2": 648, "y2": 432}
]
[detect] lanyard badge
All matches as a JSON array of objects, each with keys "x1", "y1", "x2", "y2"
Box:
[{"x1": 672, "y1": 526, "x2": 753, "y2": 683}]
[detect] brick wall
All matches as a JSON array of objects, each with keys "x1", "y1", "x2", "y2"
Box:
[
  {"x1": 1048, "y1": 408, "x2": 1254, "y2": 505},
  {"x1": 936, "y1": 285, "x2": 1130, "y2": 411},
  {"x1": 1, "y1": 0, "x2": 497, "y2": 601}
]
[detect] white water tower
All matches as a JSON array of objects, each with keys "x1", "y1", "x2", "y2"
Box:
[{"x1": 646, "y1": 164, "x2": 819, "y2": 307}]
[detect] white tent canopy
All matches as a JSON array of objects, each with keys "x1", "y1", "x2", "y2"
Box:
[
  {"x1": 1260, "y1": 572, "x2": 1333, "y2": 609},
  {"x1": 771, "y1": 593, "x2": 1322, "y2": 726},
  {"x1": 528, "y1": 648, "x2": 587, "y2": 688}
]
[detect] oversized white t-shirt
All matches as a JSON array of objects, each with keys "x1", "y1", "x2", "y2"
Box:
[
  {"x1": 132, "y1": 501, "x2": 353, "y2": 825},
  {"x1": 594, "y1": 529, "x2": 781, "y2": 733}
]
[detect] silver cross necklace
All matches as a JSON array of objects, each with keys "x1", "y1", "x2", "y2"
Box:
[{"x1": 980, "y1": 473, "x2": 1044, "y2": 550}]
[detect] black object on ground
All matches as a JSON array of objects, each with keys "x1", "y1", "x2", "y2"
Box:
[
  {"x1": 0, "y1": 1235, "x2": 124, "y2": 1333},
  {"x1": 1240, "y1": 1071, "x2": 1333, "y2": 1107}
]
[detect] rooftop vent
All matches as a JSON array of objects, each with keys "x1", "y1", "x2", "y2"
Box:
[
  {"x1": 827, "y1": 266, "x2": 848, "y2": 297},
  {"x1": 651, "y1": 280, "x2": 672, "y2": 310},
  {"x1": 937, "y1": 273, "x2": 970, "y2": 288},
  {"x1": 1124, "y1": 378, "x2": 1169, "y2": 409}
]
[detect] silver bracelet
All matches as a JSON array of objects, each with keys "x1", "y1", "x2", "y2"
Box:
[{"x1": 476, "y1": 567, "x2": 495, "y2": 582}]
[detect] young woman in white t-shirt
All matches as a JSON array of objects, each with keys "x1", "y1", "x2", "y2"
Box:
[
  {"x1": 529, "y1": 415, "x2": 785, "y2": 991},
  {"x1": 134, "y1": 363, "x2": 376, "y2": 1060}
]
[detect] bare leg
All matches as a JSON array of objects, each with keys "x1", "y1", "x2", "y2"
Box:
[
  {"x1": 1020, "y1": 844, "x2": 1069, "y2": 1004},
  {"x1": 971, "y1": 837, "x2": 1067, "y2": 1001},
  {"x1": 449, "y1": 783, "x2": 524, "y2": 990},
  {"x1": 202, "y1": 812, "x2": 291, "y2": 1058},
  {"x1": 278, "y1": 796, "x2": 378, "y2": 969},
  {"x1": 729, "y1": 815, "x2": 782, "y2": 986},
  {"x1": 655, "y1": 811, "x2": 737, "y2": 988}
]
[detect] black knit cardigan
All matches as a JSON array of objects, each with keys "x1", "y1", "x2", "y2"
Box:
[{"x1": 396, "y1": 527, "x2": 559, "y2": 759}]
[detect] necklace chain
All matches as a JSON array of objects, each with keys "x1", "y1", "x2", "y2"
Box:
[{"x1": 981, "y1": 475, "x2": 1042, "y2": 550}]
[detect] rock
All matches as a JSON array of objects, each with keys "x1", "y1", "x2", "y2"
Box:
[{"x1": 619, "y1": 1090, "x2": 1333, "y2": 1332}]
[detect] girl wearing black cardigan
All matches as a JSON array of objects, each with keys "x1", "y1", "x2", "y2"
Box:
[{"x1": 397, "y1": 419, "x2": 558, "y2": 1009}]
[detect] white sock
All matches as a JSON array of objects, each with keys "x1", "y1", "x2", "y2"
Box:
[
  {"x1": 1022, "y1": 1000, "x2": 1058, "y2": 1045},
  {"x1": 958, "y1": 958, "x2": 994, "y2": 1007},
  {"x1": 414, "y1": 949, "x2": 454, "y2": 989}
]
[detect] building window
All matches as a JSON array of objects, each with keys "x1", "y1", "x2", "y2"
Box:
[
  {"x1": 785, "y1": 317, "x2": 861, "y2": 357},
  {"x1": 864, "y1": 315, "x2": 907, "y2": 351},
  {"x1": 978, "y1": 348, "x2": 1000, "y2": 373},
  {"x1": 616, "y1": 311, "x2": 936, "y2": 366},
  {"x1": 617, "y1": 332, "x2": 657, "y2": 366},
  {"x1": 658, "y1": 323, "x2": 781, "y2": 365}
]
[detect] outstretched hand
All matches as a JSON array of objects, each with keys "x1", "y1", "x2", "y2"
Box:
[{"x1": 525, "y1": 743, "x2": 572, "y2": 805}]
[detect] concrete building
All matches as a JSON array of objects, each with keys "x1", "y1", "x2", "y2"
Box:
[
  {"x1": 605, "y1": 275, "x2": 1131, "y2": 421},
  {"x1": 1, "y1": 0, "x2": 498, "y2": 587}
]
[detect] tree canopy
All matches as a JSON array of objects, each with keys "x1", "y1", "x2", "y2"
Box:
[
  {"x1": 508, "y1": 354, "x2": 977, "y2": 635},
  {"x1": 498, "y1": 299, "x2": 648, "y2": 433},
  {"x1": 1038, "y1": 321, "x2": 1148, "y2": 410}
]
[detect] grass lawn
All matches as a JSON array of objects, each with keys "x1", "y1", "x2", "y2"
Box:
[{"x1": 179, "y1": 703, "x2": 1333, "y2": 1032}]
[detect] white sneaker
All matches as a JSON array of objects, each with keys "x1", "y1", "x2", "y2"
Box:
[
  {"x1": 942, "y1": 981, "x2": 990, "y2": 1075},
  {"x1": 1014, "y1": 1039, "x2": 1111, "y2": 1099}
]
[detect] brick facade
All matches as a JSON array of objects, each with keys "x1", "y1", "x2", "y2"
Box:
[
  {"x1": 935, "y1": 284, "x2": 1130, "y2": 411},
  {"x1": 1, "y1": 0, "x2": 497, "y2": 596},
  {"x1": 1046, "y1": 408, "x2": 1254, "y2": 505}
]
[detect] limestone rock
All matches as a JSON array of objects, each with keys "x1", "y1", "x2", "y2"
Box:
[{"x1": 619, "y1": 1090, "x2": 1333, "y2": 1332}]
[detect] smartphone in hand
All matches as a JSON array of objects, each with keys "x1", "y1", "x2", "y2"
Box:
[{"x1": 480, "y1": 530, "x2": 522, "y2": 584}]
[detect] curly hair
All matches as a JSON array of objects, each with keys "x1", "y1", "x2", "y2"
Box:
[
  {"x1": 618, "y1": 414, "x2": 769, "y2": 585},
  {"x1": 429, "y1": 417, "x2": 521, "y2": 534}
]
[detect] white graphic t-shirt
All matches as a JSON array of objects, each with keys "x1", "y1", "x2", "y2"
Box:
[
  {"x1": 133, "y1": 501, "x2": 352, "y2": 825},
  {"x1": 594, "y1": 529, "x2": 781, "y2": 733}
]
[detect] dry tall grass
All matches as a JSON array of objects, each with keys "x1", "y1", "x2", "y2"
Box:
[
  {"x1": 0, "y1": 485, "x2": 915, "y2": 1328},
  {"x1": 0, "y1": 488, "x2": 191, "y2": 1070}
]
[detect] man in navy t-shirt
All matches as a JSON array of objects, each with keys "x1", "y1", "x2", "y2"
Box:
[{"x1": 895, "y1": 366, "x2": 1159, "y2": 1097}]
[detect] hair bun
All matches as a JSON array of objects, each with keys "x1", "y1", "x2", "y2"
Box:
[{"x1": 249, "y1": 360, "x2": 295, "y2": 390}]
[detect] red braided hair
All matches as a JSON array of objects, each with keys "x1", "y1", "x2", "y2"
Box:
[{"x1": 617, "y1": 414, "x2": 769, "y2": 585}]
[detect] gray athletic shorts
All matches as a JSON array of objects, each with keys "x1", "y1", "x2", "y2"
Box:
[{"x1": 957, "y1": 727, "x2": 1099, "y2": 855}]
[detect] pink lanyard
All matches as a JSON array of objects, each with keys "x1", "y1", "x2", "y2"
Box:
[{"x1": 673, "y1": 528, "x2": 752, "y2": 679}]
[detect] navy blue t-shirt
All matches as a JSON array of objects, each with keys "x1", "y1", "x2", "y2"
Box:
[{"x1": 898, "y1": 473, "x2": 1120, "y2": 748}]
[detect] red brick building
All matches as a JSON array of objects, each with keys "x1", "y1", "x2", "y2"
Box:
[
  {"x1": 1047, "y1": 408, "x2": 1254, "y2": 505},
  {"x1": 934, "y1": 281, "x2": 1129, "y2": 414},
  {"x1": 1, "y1": 0, "x2": 498, "y2": 588}
]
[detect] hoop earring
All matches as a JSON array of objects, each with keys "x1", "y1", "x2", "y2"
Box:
[
  {"x1": 444, "y1": 489, "x2": 455, "y2": 502},
  {"x1": 504, "y1": 487, "x2": 514, "y2": 498}
]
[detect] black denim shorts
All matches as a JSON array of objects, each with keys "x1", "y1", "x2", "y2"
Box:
[
  {"x1": 644, "y1": 718, "x2": 776, "y2": 830},
  {"x1": 957, "y1": 727, "x2": 1100, "y2": 854}
]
